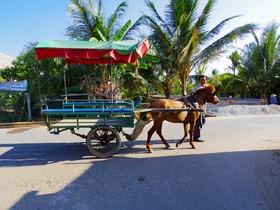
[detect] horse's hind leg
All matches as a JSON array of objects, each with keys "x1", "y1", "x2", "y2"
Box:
[
  {"x1": 188, "y1": 122, "x2": 196, "y2": 149},
  {"x1": 156, "y1": 124, "x2": 170, "y2": 149},
  {"x1": 176, "y1": 123, "x2": 188, "y2": 148},
  {"x1": 147, "y1": 118, "x2": 169, "y2": 153}
]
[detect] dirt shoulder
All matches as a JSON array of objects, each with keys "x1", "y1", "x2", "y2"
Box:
[{"x1": 0, "y1": 121, "x2": 45, "y2": 128}]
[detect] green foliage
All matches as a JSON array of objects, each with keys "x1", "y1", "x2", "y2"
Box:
[
  {"x1": 140, "y1": 0, "x2": 257, "y2": 96},
  {"x1": 0, "y1": 44, "x2": 101, "y2": 119},
  {"x1": 236, "y1": 21, "x2": 280, "y2": 100},
  {"x1": 228, "y1": 50, "x2": 242, "y2": 76},
  {"x1": 66, "y1": 0, "x2": 130, "y2": 41},
  {"x1": 0, "y1": 92, "x2": 28, "y2": 122}
]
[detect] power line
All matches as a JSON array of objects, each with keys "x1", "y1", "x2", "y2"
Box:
[{"x1": 5, "y1": 0, "x2": 60, "y2": 53}]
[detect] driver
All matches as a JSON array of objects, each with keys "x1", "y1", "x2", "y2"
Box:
[{"x1": 191, "y1": 75, "x2": 208, "y2": 142}]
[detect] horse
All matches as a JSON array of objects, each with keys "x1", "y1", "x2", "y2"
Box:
[{"x1": 122, "y1": 84, "x2": 219, "y2": 153}]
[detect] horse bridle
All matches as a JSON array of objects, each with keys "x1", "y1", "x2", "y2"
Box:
[{"x1": 193, "y1": 87, "x2": 218, "y2": 104}]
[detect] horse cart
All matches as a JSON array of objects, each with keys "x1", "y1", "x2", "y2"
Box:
[
  {"x1": 35, "y1": 39, "x2": 214, "y2": 158},
  {"x1": 35, "y1": 38, "x2": 153, "y2": 158}
]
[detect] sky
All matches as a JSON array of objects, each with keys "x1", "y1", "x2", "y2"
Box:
[{"x1": 0, "y1": 0, "x2": 279, "y2": 72}]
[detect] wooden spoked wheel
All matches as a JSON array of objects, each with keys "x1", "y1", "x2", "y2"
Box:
[{"x1": 86, "y1": 125, "x2": 121, "y2": 158}]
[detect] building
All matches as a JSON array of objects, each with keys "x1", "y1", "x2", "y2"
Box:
[{"x1": 0, "y1": 52, "x2": 14, "y2": 69}]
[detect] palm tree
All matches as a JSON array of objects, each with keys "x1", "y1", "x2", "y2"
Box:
[
  {"x1": 66, "y1": 0, "x2": 145, "y2": 41},
  {"x1": 232, "y1": 43, "x2": 256, "y2": 98},
  {"x1": 65, "y1": 0, "x2": 142, "y2": 98},
  {"x1": 241, "y1": 21, "x2": 280, "y2": 101},
  {"x1": 228, "y1": 50, "x2": 242, "y2": 76},
  {"x1": 141, "y1": 0, "x2": 257, "y2": 96},
  {"x1": 66, "y1": 0, "x2": 124, "y2": 40},
  {"x1": 226, "y1": 50, "x2": 242, "y2": 96}
]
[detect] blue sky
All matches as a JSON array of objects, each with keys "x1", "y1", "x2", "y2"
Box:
[{"x1": 0, "y1": 0, "x2": 279, "y2": 71}]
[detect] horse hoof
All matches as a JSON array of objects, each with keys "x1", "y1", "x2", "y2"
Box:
[
  {"x1": 146, "y1": 145, "x2": 153, "y2": 153},
  {"x1": 191, "y1": 145, "x2": 196, "y2": 149},
  {"x1": 165, "y1": 144, "x2": 170, "y2": 149},
  {"x1": 176, "y1": 143, "x2": 180, "y2": 148}
]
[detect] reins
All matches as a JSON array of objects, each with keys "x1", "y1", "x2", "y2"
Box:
[
  {"x1": 193, "y1": 87, "x2": 216, "y2": 104},
  {"x1": 148, "y1": 108, "x2": 190, "y2": 122},
  {"x1": 146, "y1": 103, "x2": 193, "y2": 122}
]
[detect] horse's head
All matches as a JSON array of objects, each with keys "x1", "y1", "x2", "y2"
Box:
[{"x1": 193, "y1": 84, "x2": 219, "y2": 105}]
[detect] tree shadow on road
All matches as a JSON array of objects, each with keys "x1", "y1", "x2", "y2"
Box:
[
  {"x1": 4, "y1": 146, "x2": 280, "y2": 210},
  {"x1": 0, "y1": 142, "x2": 91, "y2": 167}
]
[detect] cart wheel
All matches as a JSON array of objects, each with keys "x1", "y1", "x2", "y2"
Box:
[{"x1": 86, "y1": 125, "x2": 121, "y2": 158}]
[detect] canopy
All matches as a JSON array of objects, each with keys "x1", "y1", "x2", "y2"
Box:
[{"x1": 35, "y1": 38, "x2": 150, "y2": 64}]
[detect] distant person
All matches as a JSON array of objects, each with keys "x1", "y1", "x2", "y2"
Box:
[
  {"x1": 192, "y1": 75, "x2": 208, "y2": 142},
  {"x1": 270, "y1": 94, "x2": 278, "y2": 104}
]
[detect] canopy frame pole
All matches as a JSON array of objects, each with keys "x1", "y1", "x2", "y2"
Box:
[
  {"x1": 63, "y1": 61, "x2": 68, "y2": 102},
  {"x1": 110, "y1": 58, "x2": 113, "y2": 101},
  {"x1": 116, "y1": 65, "x2": 119, "y2": 99}
]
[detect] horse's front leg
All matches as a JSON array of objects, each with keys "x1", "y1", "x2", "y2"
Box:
[
  {"x1": 156, "y1": 124, "x2": 170, "y2": 149},
  {"x1": 146, "y1": 118, "x2": 166, "y2": 153},
  {"x1": 176, "y1": 123, "x2": 188, "y2": 148},
  {"x1": 146, "y1": 124, "x2": 158, "y2": 153},
  {"x1": 146, "y1": 130, "x2": 153, "y2": 153}
]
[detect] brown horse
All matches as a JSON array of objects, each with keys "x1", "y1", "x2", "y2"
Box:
[{"x1": 123, "y1": 84, "x2": 219, "y2": 153}]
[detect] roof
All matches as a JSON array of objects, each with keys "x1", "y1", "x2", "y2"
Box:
[
  {"x1": 35, "y1": 39, "x2": 150, "y2": 64},
  {"x1": 0, "y1": 53, "x2": 14, "y2": 69}
]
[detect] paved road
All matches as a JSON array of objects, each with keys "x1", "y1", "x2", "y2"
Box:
[{"x1": 0, "y1": 115, "x2": 279, "y2": 210}]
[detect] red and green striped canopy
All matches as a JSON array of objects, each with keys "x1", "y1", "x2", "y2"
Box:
[{"x1": 35, "y1": 38, "x2": 150, "y2": 64}]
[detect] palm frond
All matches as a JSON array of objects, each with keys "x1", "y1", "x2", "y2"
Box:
[
  {"x1": 261, "y1": 21, "x2": 280, "y2": 65},
  {"x1": 122, "y1": 15, "x2": 147, "y2": 40},
  {"x1": 193, "y1": 23, "x2": 258, "y2": 66},
  {"x1": 107, "y1": 1, "x2": 128, "y2": 38},
  {"x1": 66, "y1": 0, "x2": 105, "y2": 40},
  {"x1": 145, "y1": 0, "x2": 173, "y2": 36},
  {"x1": 194, "y1": 0, "x2": 215, "y2": 32},
  {"x1": 142, "y1": 14, "x2": 171, "y2": 51},
  {"x1": 96, "y1": 28, "x2": 107, "y2": 41},
  {"x1": 97, "y1": 0, "x2": 102, "y2": 16},
  {"x1": 113, "y1": 20, "x2": 131, "y2": 41},
  {"x1": 172, "y1": 0, "x2": 200, "y2": 52},
  {"x1": 202, "y1": 15, "x2": 241, "y2": 44}
]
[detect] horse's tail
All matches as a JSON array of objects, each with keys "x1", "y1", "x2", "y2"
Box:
[{"x1": 122, "y1": 112, "x2": 152, "y2": 141}]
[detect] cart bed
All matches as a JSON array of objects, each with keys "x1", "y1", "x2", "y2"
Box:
[{"x1": 42, "y1": 99, "x2": 137, "y2": 131}]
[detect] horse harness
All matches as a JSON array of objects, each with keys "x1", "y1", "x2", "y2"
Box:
[
  {"x1": 179, "y1": 95, "x2": 203, "y2": 123},
  {"x1": 180, "y1": 95, "x2": 198, "y2": 109},
  {"x1": 142, "y1": 95, "x2": 204, "y2": 123}
]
